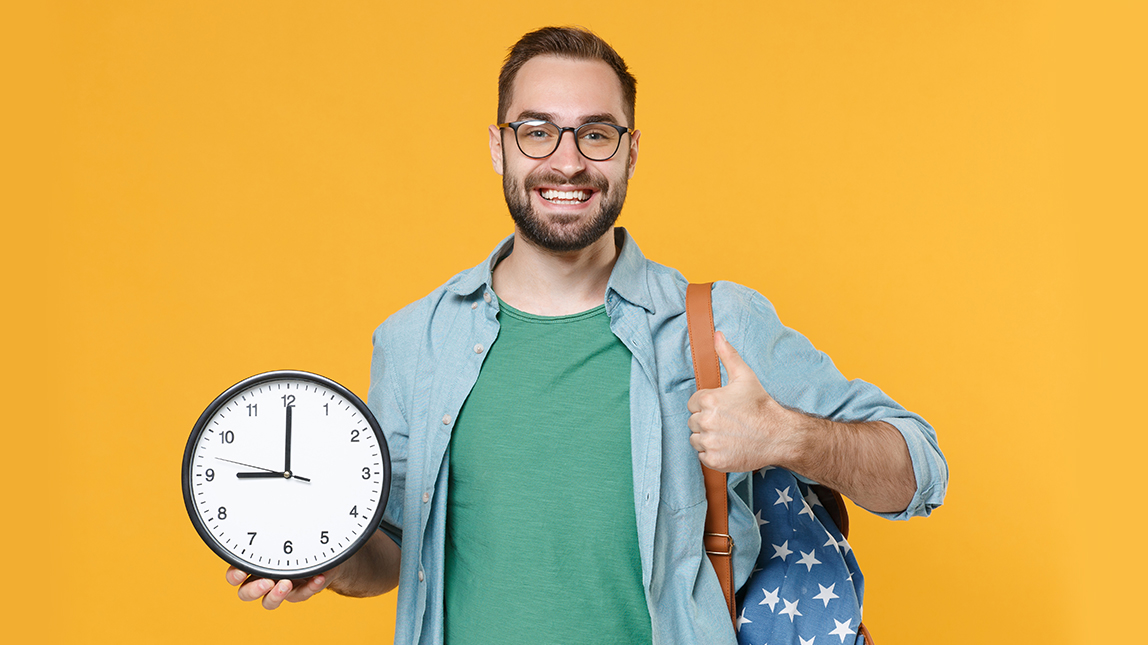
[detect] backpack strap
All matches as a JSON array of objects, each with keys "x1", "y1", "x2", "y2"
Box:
[{"x1": 686, "y1": 282, "x2": 736, "y2": 623}]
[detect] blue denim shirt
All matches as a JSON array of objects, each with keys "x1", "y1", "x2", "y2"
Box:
[{"x1": 368, "y1": 229, "x2": 947, "y2": 645}]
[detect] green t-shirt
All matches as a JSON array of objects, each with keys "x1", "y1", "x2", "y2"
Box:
[{"x1": 444, "y1": 301, "x2": 652, "y2": 644}]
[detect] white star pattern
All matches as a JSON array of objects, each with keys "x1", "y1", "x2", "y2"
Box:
[
  {"x1": 779, "y1": 598, "x2": 802, "y2": 622},
  {"x1": 799, "y1": 497, "x2": 816, "y2": 520},
  {"x1": 755, "y1": 509, "x2": 769, "y2": 527},
  {"x1": 771, "y1": 540, "x2": 793, "y2": 561},
  {"x1": 758, "y1": 465, "x2": 776, "y2": 478},
  {"x1": 838, "y1": 536, "x2": 852, "y2": 555},
  {"x1": 812, "y1": 583, "x2": 839, "y2": 607},
  {"x1": 774, "y1": 486, "x2": 793, "y2": 509},
  {"x1": 759, "y1": 586, "x2": 780, "y2": 611},
  {"x1": 823, "y1": 530, "x2": 841, "y2": 553},
  {"x1": 804, "y1": 487, "x2": 824, "y2": 508},
  {"x1": 736, "y1": 606, "x2": 752, "y2": 632},
  {"x1": 800, "y1": 637, "x2": 816, "y2": 645},
  {"x1": 829, "y1": 619, "x2": 856, "y2": 643},
  {"x1": 797, "y1": 549, "x2": 822, "y2": 572}
]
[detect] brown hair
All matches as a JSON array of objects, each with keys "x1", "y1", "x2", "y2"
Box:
[{"x1": 497, "y1": 26, "x2": 637, "y2": 127}]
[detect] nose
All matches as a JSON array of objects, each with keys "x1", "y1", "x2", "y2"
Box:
[{"x1": 547, "y1": 129, "x2": 586, "y2": 178}]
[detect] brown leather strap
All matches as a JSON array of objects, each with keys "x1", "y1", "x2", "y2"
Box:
[{"x1": 686, "y1": 282, "x2": 736, "y2": 623}]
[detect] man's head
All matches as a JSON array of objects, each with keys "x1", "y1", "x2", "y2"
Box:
[{"x1": 491, "y1": 27, "x2": 640, "y2": 253}]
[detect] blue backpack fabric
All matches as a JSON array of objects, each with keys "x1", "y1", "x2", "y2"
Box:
[{"x1": 735, "y1": 467, "x2": 866, "y2": 645}]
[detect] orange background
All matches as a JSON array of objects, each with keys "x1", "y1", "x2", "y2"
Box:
[{"x1": 3, "y1": 2, "x2": 1145, "y2": 643}]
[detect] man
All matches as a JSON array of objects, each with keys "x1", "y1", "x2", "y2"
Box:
[{"x1": 226, "y1": 26, "x2": 947, "y2": 644}]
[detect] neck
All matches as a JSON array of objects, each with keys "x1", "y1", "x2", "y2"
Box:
[{"x1": 492, "y1": 228, "x2": 620, "y2": 316}]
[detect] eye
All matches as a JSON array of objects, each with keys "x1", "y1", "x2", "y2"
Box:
[
  {"x1": 520, "y1": 121, "x2": 557, "y2": 140},
  {"x1": 579, "y1": 124, "x2": 619, "y2": 143}
]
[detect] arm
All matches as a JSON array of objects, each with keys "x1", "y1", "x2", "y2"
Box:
[
  {"x1": 688, "y1": 331, "x2": 916, "y2": 513},
  {"x1": 226, "y1": 530, "x2": 401, "y2": 609}
]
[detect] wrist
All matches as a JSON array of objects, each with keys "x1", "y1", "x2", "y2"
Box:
[{"x1": 773, "y1": 404, "x2": 816, "y2": 474}]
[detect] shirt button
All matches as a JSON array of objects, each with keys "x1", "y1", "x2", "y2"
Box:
[
  {"x1": 471, "y1": 302, "x2": 478, "y2": 310},
  {"x1": 474, "y1": 344, "x2": 484, "y2": 354},
  {"x1": 484, "y1": 292, "x2": 492, "y2": 303},
  {"x1": 418, "y1": 569, "x2": 425, "y2": 582},
  {"x1": 423, "y1": 491, "x2": 430, "y2": 503},
  {"x1": 442, "y1": 414, "x2": 451, "y2": 425}
]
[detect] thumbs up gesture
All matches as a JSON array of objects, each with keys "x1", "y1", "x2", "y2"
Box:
[{"x1": 687, "y1": 331, "x2": 801, "y2": 473}]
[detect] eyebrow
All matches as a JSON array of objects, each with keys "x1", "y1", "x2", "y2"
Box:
[{"x1": 514, "y1": 110, "x2": 623, "y2": 126}]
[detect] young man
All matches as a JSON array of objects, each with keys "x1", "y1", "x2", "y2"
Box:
[{"x1": 227, "y1": 27, "x2": 947, "y2": 645}]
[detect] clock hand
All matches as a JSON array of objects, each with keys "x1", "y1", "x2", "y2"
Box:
[
  {"x1": 235, "y1": 471, "x2": 312, "y2": 482},
  {"x1": 215, "y1": 456, "x2": 278, "y2": 473},
  {"x1": 215, "y1": 451, "x2": 312, "y2": 483},
  {"x1": 284, "y1": 404, "x2": 292, "y2": 474}
]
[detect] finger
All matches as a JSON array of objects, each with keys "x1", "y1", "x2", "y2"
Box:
[
  {"x1": 286, "y1": 575, "x2": 328, "y2": 603},
  {"x1": 225, "y1": 567, "x2": 247, "y2": 587},
  {"x1": 262, "y1": 579, "x2": 293, "y2": 611},
  {"x1": 689, "y1": 430, "x2": 705, "y2": 453},
  {"x1": 714, "y1": 331, "x2": 755, "y2": 382},
  {"x1": 237, "y1": 577, "x2": 274, "y2": 602},
  {"x1": 687, "y1": 391, "x2": 702, "y2": 414}
]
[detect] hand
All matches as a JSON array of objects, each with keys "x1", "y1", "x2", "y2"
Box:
[
  {"x1": 226, "y1": 565, "x2": 334, "y2": 610},
  {"x1": 686, "y1": 331, "x2": 802, "y2": 473}
]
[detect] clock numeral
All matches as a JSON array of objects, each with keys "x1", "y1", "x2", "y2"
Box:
[
  {"x1": 205, "y1": 468, "x2": 215, "y2": 482},
  {"x1": 283, "y1": 540, "x2": 293, "y2": 554},
  {"x1": 221, "y1": 430, "x2": 235, "y2": 444},
  {"x1": 281, "y1": 394, "x2": 295, "y2": 407},
  {"x1": 247, "y1": 532, "x2": 257, "y2": 545},
  {"x1": 218, "y1": 507, "x2": 227, "y2": 520},
  {"x1": 320, "y1": 531, "x2": 329, "y2": 544},
  {"x1": 350, "y1": 429, "x2": 360, "y2": 443},
  {"x1": 323, "y1": 403, "x2": 329, "y2": 416},
  {"x1": 349, "y1": 506, "x2": 358, "y2": 518},
  {"x1": 247, "y1": 403, "x2": 257, "y2": 417},
  {"x1": 362, "y1": 467, "x2": 370, "y2": 480}
]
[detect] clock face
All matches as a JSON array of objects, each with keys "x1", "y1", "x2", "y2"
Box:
[{"x1": 181, "y1": 371, "x2": 390, "y2": 580}]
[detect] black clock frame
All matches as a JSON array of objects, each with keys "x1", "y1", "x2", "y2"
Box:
[{"x1": 181, "y1": 369, "x2": 391, "y2": 580}]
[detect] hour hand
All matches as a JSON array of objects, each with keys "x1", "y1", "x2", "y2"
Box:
[{"x1": 236, "y1": 471, "x2": 285, "y2": 478}]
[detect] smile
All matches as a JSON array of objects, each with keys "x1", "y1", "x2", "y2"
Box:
[{"x1": 540, "y1": 189, "x2": 592, "y2": 204}]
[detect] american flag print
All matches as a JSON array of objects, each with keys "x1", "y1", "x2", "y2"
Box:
[{"x1": 735, "y1": 467, "x2": 866, "y2": 645}]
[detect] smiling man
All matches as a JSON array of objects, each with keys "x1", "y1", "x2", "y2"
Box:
[{"x1": 225, "y1": 26, "x2": 947, "y2": 645}]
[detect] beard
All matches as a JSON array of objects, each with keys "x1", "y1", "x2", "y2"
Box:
[{"x1": 503, "y1": 165, "x2": 628, "y2": 253}]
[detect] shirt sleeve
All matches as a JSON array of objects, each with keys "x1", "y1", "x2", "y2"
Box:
[
  {"x1": 717, "y1": 281, "x2": 948, "y2": 520},
  {"x1": 369, "y1": 320, "x2": 409, "y2": 546}
]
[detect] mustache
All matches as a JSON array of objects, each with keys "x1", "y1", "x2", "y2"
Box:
[{"x1": 523, "y1": 171, "x2": 609, "y2": 193}]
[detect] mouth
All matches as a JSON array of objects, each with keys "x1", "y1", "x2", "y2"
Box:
[{"x1": 538, "y1": 188, "x2": 594, "y2": 205}]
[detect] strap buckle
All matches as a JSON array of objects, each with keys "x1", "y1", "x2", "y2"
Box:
[{"x1": 704, "y1": 532, "x2": 734, "y2": 556}]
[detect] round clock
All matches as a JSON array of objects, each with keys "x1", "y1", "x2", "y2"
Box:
[{"x1": 181, "y1": 370, "x2": 390, "y2": 580}]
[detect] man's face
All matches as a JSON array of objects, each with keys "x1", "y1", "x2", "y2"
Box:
[{"x1": 490, "y1": 55, "x2": 640, "y2": 253}]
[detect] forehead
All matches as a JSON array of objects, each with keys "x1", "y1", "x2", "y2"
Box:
[{"x1": 508, "y1": 55, "x2": 627, "y2": 125}]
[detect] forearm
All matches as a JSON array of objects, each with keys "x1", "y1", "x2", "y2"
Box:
[
  {"x1": 782, "y1": 412, "x2": 916, "y2": 514},
  {"x1": 327, "y1": 530, "x2": 402, "y2": 598}
]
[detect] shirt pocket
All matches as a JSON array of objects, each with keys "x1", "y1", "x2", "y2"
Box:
[{"x1": 658, "y1": 409, "x2": 707, "y2": 511}]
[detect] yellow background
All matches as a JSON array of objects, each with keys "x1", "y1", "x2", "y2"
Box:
[{"x1": 4, "y1": 1, "x2": 1144, "y2": 643}]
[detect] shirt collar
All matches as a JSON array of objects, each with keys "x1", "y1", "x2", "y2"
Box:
[{"x1": 445, "y1": 227, "x2": 656, "y2": 314}]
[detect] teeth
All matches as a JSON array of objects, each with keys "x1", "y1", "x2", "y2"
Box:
[{"x1": 541, "y1": 189, "x2": 590, "y2": 202}]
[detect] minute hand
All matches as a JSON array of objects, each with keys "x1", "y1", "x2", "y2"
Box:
[{"x1": 284, "y1": 404, "x2": 292, "y2": 474}]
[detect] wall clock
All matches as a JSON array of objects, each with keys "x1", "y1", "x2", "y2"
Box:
[{"x1": 181, "y1": 370, "x2": 390, "y2": 580}]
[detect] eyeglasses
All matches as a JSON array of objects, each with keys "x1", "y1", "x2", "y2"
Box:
[{"x1": 498, "y1": 120, "x2": 636, "y2": 162}]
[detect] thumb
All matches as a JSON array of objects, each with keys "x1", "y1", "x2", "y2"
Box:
[{"x1": 715, "y1": 331, "x2": 755, "y2": 382}]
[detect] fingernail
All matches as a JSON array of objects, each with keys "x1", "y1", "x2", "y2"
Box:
[
  {"x1": 277, "y1": 580, "x2": 291, "y2": 593},
  {"x1": 313, "y1": 575, "x2": 325, "y2": 586},
  {"x1": 260, "y1": 579, "x2": 273, "y2": 592}
]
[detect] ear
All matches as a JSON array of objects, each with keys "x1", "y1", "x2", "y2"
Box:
[
  {"x1": 489, "y1": 124, "x2": 505, "y2": 176},
  {"x1": 626, "y1": 129, "x2": 640, "y2": 179}
]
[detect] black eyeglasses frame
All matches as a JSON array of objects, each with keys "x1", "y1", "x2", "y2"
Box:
[{"x1": 497, "y1": 120, "x2": 636, "y2": 161}]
